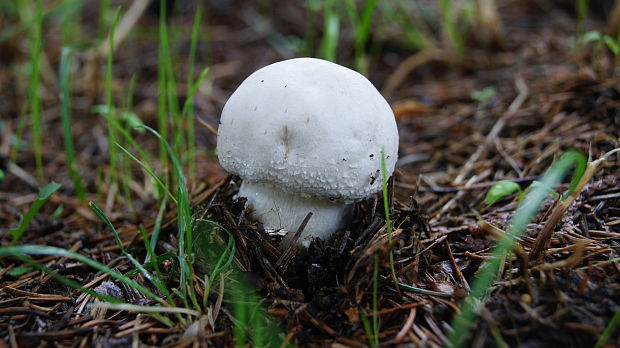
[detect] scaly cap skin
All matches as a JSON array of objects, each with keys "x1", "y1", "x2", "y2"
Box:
[{"x1": 216, "y1": 58, "x2": 398, "y2": 243}]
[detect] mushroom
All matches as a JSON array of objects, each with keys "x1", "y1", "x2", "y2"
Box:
[{"x1": 216, "y1": 58, "x2": 398, "y2": 246}]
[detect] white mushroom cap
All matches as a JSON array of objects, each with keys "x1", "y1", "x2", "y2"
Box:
[{"x1": 216, "y1": 58, "x2": 398, "y2": 245}]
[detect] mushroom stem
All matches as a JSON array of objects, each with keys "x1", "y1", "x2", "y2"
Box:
[{"x1": 239, "y1": 181, "x2": 353, "y2": 246}]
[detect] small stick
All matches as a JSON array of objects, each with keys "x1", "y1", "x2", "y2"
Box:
[
  {"x1": 530, "y1": 148, "x2": 620, "y2": 260},
  {"x1": 276, "y1": 212, "x2": 313, "y2": 272},
  {"x1": 442, "y1": 238, "x2": 470, "y2": 291},
  {"x1": 394, "y1": 308, "x2": 417, "y2": 344}
]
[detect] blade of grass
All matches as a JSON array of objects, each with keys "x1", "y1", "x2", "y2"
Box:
[
  {"x1": 318, "y1": 0, "x2": 340, "y2": 62},
  {"x1": 89, "y1": 201, "x2": 172, "y2": 298},
  {"x1": 139, "y1": 125, "x2": 199, "y2": 311},
  {"x1": 60, "y1": 0, "x2": 83, "y2": 44},
  {"x1": 195, "y1": 219, "x2": 236, "y2": 300},
  {"x1": 158, "y1": 0, "x2": 183, "y2": 171},
  {"x1": 181, "y1": 67, "x2": 210, "y2": 118},
  {"x1": 125, "y1": 252, "x2": 176, "y2": 277},
  {"x1": 97, "y1": 110, "x2": 151, "y2": 164},
  {"x1": 15, "y1": 254, "x2": 122, "y2": 303},
  {"x1": 157, "y1": 0, "x2": 169, "y2": 177},
  {"x1": 186, "y1": 5, "x2": 203, "y2": 182},
  {"x1": 147, "y1": 196, "x2": 169, "y2": 263},
  {"x1": 344, "y1": 0, "x2": 378, "y2": 74},
  {"x1": 11, "y1": 253, "x2": 174, "y2": 327},
  {"x1": 381, "y1": 150, "x2": 398, "y2": 287},
  {"x1": 119, "y1": 74, "x2": 138, "y2": 218},
  {"x1": 139, "y1": 225, "x2": 165, "y2": 282},
  {"x1": 439, "y1": 0, "x2": 464, "y2": 56},
  {"x1": 446, "y1": 150, "x2": 587, "y2": 348},
  {"x1": 10, "y1": 182, "x2": 61, "y2": 245},
  {"x1": 59, "y1": 48, "x2": 86, "y2": 203},
  {"x1": 0, "y1": 245, "x2": 163, "y2": 304},
  {"x1": 595, "y1": 305, "x2": 620, "y2": 348},
  {"x1": 576, "y1": 0, "x2": 589, "y2": 46},
  {"x1": 98, "y1": 0, "x2": 111, "y2": 39},
  {"x1": 359, "y1": 308, "x2": 374, "y2": 347},
  {"x1": 115, "y1": 143, "x2": 177, "y2": 204},
  {"x1": 29, "y1": 0, "x2": 43, "y2": 181},
  {"x1": 105, "y1": 7, "x2": 122, "y2": 191}
]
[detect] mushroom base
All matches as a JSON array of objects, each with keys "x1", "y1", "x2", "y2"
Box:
[{"x1": 238, "y1": 181, "x2": 353, "y2": 246}]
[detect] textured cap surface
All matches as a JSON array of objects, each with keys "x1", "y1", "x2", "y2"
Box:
[{"x1": 217, "y1": 58, "x2": 398, "y2": 202}]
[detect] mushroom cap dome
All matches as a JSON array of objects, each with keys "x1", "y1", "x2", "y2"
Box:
[{"x1": 217, "y1": 58, "x2": 398, "y2": 202}]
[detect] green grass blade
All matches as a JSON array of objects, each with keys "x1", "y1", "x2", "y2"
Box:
[
  {"x1": 138, "y1": 125, "x2": 197, "y2": 310},
  {"x1": 29, "y1": 0, "x2": 43, "y2": 181},
  {"x1": 359, "y1": 308, "x2": 374, "y2": 347},
  {"x1": 594, "y1": 305, "x2": 620, "y2": 348},
  {"x1": 381, "y1": 150, "x2": 398, "y2": 287},
  {"x1": 195, "y1": 219, "x2": 236, "y2": 297},
  {"x1": 115, "y1": 143, "x2": 177, "y2": 204},
  {"x1": 148, "y1": 196, "x2": 169, "y2": 263},
  {"x1": 126, "y1": 252, "x2": 176, "y2": 277},
  {"x1": 97, "y1": 0, "x2": 110, "y2": 39},
  {"x1": 119, "y1": 74, "x2": 139, "y2": 218},
  {"x1": 59, "y1": 48, "x2": 86, "y2": 203},
  {"x1": 355, "y1": 0, "x2": 378, "y2": 73},
  {"x1": 139, "y1": 225, "x2": 165, "y2": 282},
  {"x1": 318, "y1": 0, "x2": 340, "y2": 62},
  {"x1": 157, "y1": 0, "x2": 169, "y2": 175},
  {"x1": 105, "y1": 7, "x2": 121, "y2": 190},
  {"x1": 10, "y1": 182, "x2": 61, "y2": 245},
  {"x1": 60, "y1": 0, "x2": 83, "y2": 44},
  {"x1": 88, "y1": 201, "x2": 171, "y2": 297},
  {"x1": 96, "y1": 110, "x2": 151, "y2": 164},
  {"x1": 560, "y1": 150, "x2": 587, "y2": 200},
  {"x1": 14, "y1": 254, "x2": 121, "y2": 303},
  {"x1": 446, "y1": 150, "x2": 587, "y2": 348},
  {"x1": 181, "y1": 67, "x2": 210, "y2": 117},
  {"x1": 158, "y1": 0, "x2": 183, "y2": 164},
  {"x1": 439, "y1": 0, "x2": 464, "y2": 56},
  {"x1": 186, "y1": 5, "x2": 203, "y2": 181},
  {"x1": 0, "y1": 245, "x2": 163, "y2": 303}
]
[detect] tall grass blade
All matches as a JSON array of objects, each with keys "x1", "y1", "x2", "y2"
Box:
[
  {"x1": 148, "y1": 196, "x2": 169, "y2": 263},
  {"x1": 187, "y1": 5, "x2": 203, "y2": 181},
  {"x1": 439, "y1": 0, "x2": 464, "y2": 56},
  {"x1": 60, "y1": 0, "x2": 82, "y2": 44},
  {"x1": 139, "y1": 125, "x2": 198, "y2": 310},
  {"x1": 105, "y1": 7, "x2": 121, "y2": 190},
  {"x1": 576, "y1": 0, "x2": 589, "y2": 45},
  {"x1": 318, "y1": 0, "x2": 340, "y2": 62},
  {"x1": 446, "y1": 150, "x2": 587, "y2": 348},
  {"x1": 29, "y1": 0, "x2": 43, "y2": 181},
  {"x1": 0, "y1": 245, "x2": 162, "y2": 303},
  {"x1": 381, "y1": 150, "x2": 398, "y2": 287},
  {"x1": 98, "y1": 0, "x2": 111, "y2": 38},
  {"x1": 89, "y1": 201, "x2": 171, "y2": 297},
  {"x1": 345, "y1": 0, "x2": 378, "y2": 73},
  {"x1": 115, "y1": 143, "x2": 177, "y2": 204},
  {"x1": 595, "y1": 305, "x2": 620, "y2": 348},
  {"x1": 157, "y1": 0, "x2": 169, "y2": 175},
  {"x1": 59, "y1": 48, "x2": 86, "y2": 203},
  {"x1": 139, "y1": 225, "x2": 165, "y2": 284},
  {"x1": 13, "y1": 254, "x2": 121, "y2": 303}
]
